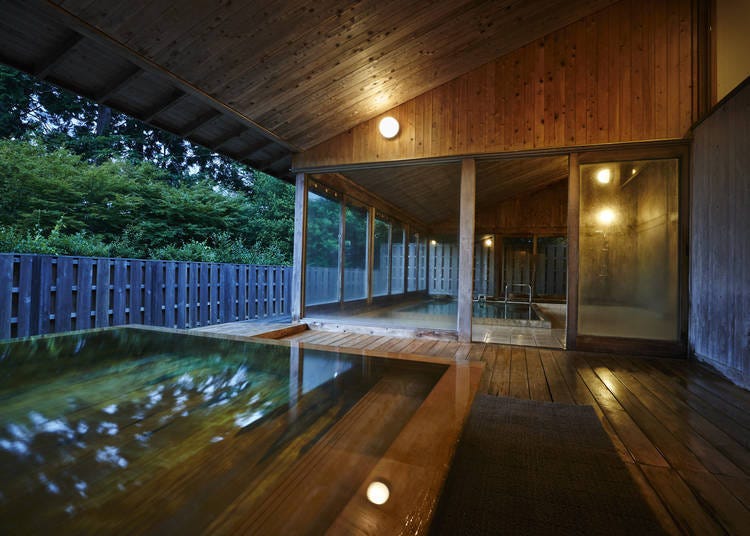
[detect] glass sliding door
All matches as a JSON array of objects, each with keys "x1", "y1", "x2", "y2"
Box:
[
  {"x1": 305, "y1": 189, "x2": 341, "y2": 306},
  {"x1": 578, "y1": 159, "x2": 680, "y2": 341},
  {"x1": 343, "y1": 202, "x2": 368, "y2": 301}
]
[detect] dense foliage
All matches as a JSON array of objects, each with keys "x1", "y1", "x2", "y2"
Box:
[{"x1": 0, "y1": 65, "x2": 294, "y2": 264}]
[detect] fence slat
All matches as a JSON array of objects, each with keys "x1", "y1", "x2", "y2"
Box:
[
  {"x1": 38, "y1": 256, "x2": 54, "y2": 335},
  {"x1": 199, "y1": 263, "x2": 209, "y2": 327},
  {"x1": 188, "y1": 262, "x2": 198, "y2": 328},
  {"x1": 76, "y1": 258, "x2": 94, "y2": 330},
  {"x1": 164, "y1": 261, "x2": 176, "y2": 328},
  {"x1": 54, "y1": 257, "x2": 74, "y2": 332},
  {"x1": 17, "y1": 255, "x2": 34, "y2": 337},
  {"x1": 95, "y1": 258, "x2": 110, "y2": 328},
  {"x1": 247, "y1": 266, "x2": 256, "y2": 319},
  {"x1": 0, "y1": 255, "x2": 13, "y2": 339},
  {"x1": 238, "y1": 265, "x2": 247, "y2": 321},
  {"x1": 113, "y1": 259, "x2": 128, "y2": 326},
  {"x1": 130, "y1": 260, "x2": 144, "y2": 325},
  {"x1": 177, "y1": 262, "x2": 187, "y2": 329},
  {"x1": 153, "y1": 262, "x2": 165, "y2": 327}
]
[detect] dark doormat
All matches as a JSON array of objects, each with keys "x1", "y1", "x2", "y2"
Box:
[{"x1": 430, "y1": 395, "x2": 666, "y2": 535}]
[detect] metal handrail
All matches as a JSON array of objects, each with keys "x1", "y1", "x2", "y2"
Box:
[{"x1": 504, "y1": 283, "x2": 532, "y2": 304}]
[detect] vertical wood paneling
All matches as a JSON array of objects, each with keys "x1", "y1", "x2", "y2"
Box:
[
  {"x1": 295, "y1": 0, "x2": 699, "y2": 169},
  {"x1": 690, "y1": 80, "x2": 750, "y2": 389}
]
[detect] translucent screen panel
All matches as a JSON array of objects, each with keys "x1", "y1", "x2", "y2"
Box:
[
  {"x1": 305, "y1": 190, "x2": 340, "y2": 306},
  {"x1": 578, "y1": 160, "x2": 679, "y2": 340},
  {"x1": 343, "y1": 204, "x2": 368, "y2": 301},
  {"x1": 418, "y1": 239, "x2": 427, "y2": 290},
  {"x1": 390, "y1": 222, "x2": 405, "y2": 294},
  {"x1": 407, "y1": 232, "x2": 419, "y2": 291}
]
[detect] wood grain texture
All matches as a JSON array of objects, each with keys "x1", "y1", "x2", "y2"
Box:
[
  {"x1": 265, "y1": 327, "x2": 750, "y2": 533},
  {"x1": 690, "y1": 78, "x2": 750, "y2": 389},
  {"x1": 295, "y1": 0, "x2": 699, "y2": 169},
  {"x1": 456, "y1": 159, "x2": 476, "y2": 342}
]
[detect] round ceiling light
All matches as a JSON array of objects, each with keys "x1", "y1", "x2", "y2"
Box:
[
  {"x1": 378, "y1": 116, "x2": 400, "y2": 139},
  {"x1": 366, "y1": 481, "x2": 390, "y2": 505}
]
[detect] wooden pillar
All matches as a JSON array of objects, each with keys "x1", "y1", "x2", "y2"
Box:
[
  {"x1": 457, "y1": 158, "x2": 476, "y2": 342},
  {"x1": 291, "y1": 173, "x2": 306, "y2": 322},
  {"x1": 566, "y1": 154, "x2": 580, "y2": 349}
]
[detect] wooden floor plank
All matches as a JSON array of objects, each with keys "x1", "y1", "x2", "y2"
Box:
[
  {"x1": 453, "y1": 342, "x2": 472, "y2": 361},
  {"x1": 478, "y1": 346, "x2": 498, "y2": 395},
  {"x1": 508, "y1": 346, "x2": 530, "y2": 399},
  {"x1": 596, "y1": 355, "x2": 746, "y2": 478},
  {"x1": 538, "y1": 349, "x2": 576, "y2": 404},
  {"x1": 678, "y1": 469, "x2": 750, "y2": 534},
  {"x1": 611, "y1": 355, "x2": 750, "y2": 478},
  {"x1": 641, "y1": 465, "x2": 726, "y2": 535},
  {"x1": 570, "y1": 353, "x2": 668, "y2": 468},
  {"x1": 586, "y1": 355, "x2": 709, "y2": 474},
  {"x1": 525, "y1": 348, "x2": 551, "y2": 402},
  {"x1": 489, "y1": 346, "x2": 511, "y2": 397}
]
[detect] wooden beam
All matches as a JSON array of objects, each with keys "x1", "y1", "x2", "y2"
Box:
[
  {"x1": 260, "y1": 153, "x2": 292, "y2": 175},
  {"x1": 291, "y1": 173, "x2": 307, "y2": 322},
  {"x1": 237, "y1": 141, "x2": 275, "y2": 162},
  {"x1": 210, "y1": 126, "x2": 247, "y2": 151},
  {"x1": 456, "y1": 158, "x2": 476, "y2": 342},
  {"x1": 178, "y1": 110, "x2": 222, "y2": 138},
  {"x1": 34, "y1": 32, "x2": 84, "y2": 79},
  {"x1": 566, "y1": 154, "x2": 579, "y2": 350},
  {"x1": 96, "y1": 66, "x2": 142, "y2": 103},
  {"x1": 142, "y1": 92, "x2": 190, "y2": 123}
]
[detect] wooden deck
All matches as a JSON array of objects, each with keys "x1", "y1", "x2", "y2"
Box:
[{"x1": 198, "y1": 323, "x2": 750, "y2": 534}]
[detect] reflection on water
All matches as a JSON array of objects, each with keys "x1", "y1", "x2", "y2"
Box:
[{"x1": 0, "y1": 328, "x2": 445, "y2": 533}]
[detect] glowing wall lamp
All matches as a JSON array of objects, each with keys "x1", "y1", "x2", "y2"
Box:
[
  {"x1": 378, "y1": 116, "x2": 400, "y2": 139},
  {"x1": 596, "y1": 168, "x2": 611, "y2": 184},
  {"x1": 484, "y1": 238, "x2": 493, "y2": 247},
  {"x1": 597, "y1": 208, "x2": 616, "y2": 226}
]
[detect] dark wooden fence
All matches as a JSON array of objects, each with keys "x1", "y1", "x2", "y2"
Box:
[{"x1": 0, "y1": 253, "x2": 292, "y2": 340}]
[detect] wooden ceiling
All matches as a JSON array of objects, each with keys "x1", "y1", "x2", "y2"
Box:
[
  {"x1": 0, "y1": 0, "x2": 616, "y2": 180},
  {"x1": 339, "y1": 155, "x2": 568, "y2": 226}
]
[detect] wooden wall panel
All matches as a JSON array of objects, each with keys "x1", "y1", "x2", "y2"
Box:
[
  {"x1": 690, "y1": 79, "x2": 750, "y2": 389},
  {"x1": 295, "y1": 0, "x2": 698, "y2": 169}
]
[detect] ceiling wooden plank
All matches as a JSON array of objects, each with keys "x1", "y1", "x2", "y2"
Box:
[
  {"x1": 34, "y1": 32, "x2": 84, "y2": 79},
  {"x1": 35, "y1": 0, "x2": 298, "y2": 151},
  {"x1": 96, "y1": 65, "x2": 142, "y2": 102}
]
